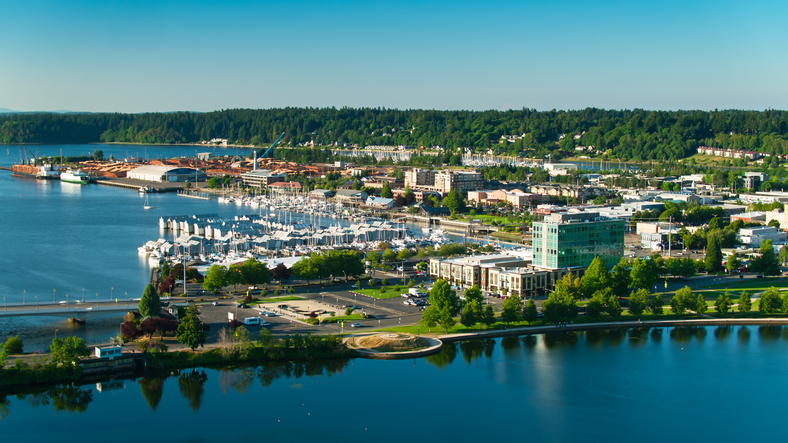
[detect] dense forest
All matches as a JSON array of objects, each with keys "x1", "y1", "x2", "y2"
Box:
[{"x1": 2, "y1": 108, "x2": 788, "y2": 162}]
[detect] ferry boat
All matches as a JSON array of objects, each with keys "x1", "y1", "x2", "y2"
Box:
[{"x1": 60, "y1": 169, "x2": 93, "y2": 184}]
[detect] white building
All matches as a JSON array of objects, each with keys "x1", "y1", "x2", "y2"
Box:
[
  {"x1": 737, "y1": 226, "x2": 787, "y2": 246},
  {"x1": 127, "y1": 165, "x2": 207, "y2": 182}
]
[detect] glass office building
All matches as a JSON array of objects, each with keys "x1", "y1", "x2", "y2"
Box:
[{"x1": 533, "y1": 212, "x2": 624, "y2": 269}]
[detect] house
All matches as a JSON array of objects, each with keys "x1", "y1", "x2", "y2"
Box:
[{"x1": 419, "y1": 204, "x2": 450, "y2": 216}]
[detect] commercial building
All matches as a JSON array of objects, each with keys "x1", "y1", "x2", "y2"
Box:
[
  {"x1": 532, "y1": 211, "x2": 625, "y2": 269},
  {"x1": 428, "y1": 253, "x2": 586, "y2": 298},
  {"x1": 404, "y1": 168, "x2": 482, "y2": 194},
  {"x1": 127, "y1": 165, "x2": 207, "y2": 182},
  {"x1": 240, "y1": 169, "x2": 286, "y2": 188},
  {"x1": 737, "y1": 226, "x2": 787, "y2": 246}
]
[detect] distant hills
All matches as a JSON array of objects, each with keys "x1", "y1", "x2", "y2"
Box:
[{"x1": 0, "y1": 108, "x2": 786, "y2": 163}]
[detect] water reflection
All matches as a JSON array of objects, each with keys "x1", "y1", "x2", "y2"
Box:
[
  {"x1": 627, "y1": 327, "x2": 650, "y2": 345},
  {"x1": 738, "y1": 326, "x2": 751, "y2": 343},
  {"x1": 0, "y1": 384, "x2": 94, "y2": 418},
  {"x1": 714, "y1": 326, "x2": 732, "y2": 341},
  {"x1": 501, "y1": 336, "x2": 521, "y2": 353},
  {"x1": 650, "y1": 328, "x2": 663, "y2": 342},
  {"x1": 543, "y1": 331, "x2": 578, "y2": 348},
  {"x1": 757, "y1": 325, "x2": 784, "y2": 342},
  {"x1": 522, "y1": 335, "x2": 538, "y2": 348},
  {"x1": 669, "y1": 326, "x2": 706, "y2": 343},
  {"x1": 178, "y1": 369, "x2": 208, "y2": 412},
  {"x1": 138, "y1": 377, "x2": 165, "y2": 411},
  {"x1": 459, "y1": 340, "x2": 485, "y2": 364},
  {"x1": 425, "y1": 342, "x2": 457, "y2": 370}
]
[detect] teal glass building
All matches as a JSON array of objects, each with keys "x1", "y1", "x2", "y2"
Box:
[{"x1": 533, "y1": 212, "x2": 624, "y2": 269}]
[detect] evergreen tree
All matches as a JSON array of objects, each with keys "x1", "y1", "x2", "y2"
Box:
[
  {"x1": 380, "y1": 182, "x2": 393, "y2": 199},
  {"x1": 715, "y1": 291, "x2": 732, "y2": 315},
  {"x1": 705, "y1": 232, "x2": 723, "y2": 272},
  {"x1": 695, "y1": 294, "x2": 708, "y2": 315},
  {"x1": 460, "y1": 300, "x2": 481, "y2": 330},
  {"x1": 177, "y1": 303, "x2": 206, "y2": 351},
  {"x1": 738, "y1": 291, "x2": 752, "y2": 313},
  {"x1": 758, "y1": 287, "x2": 782, "y2": 313},
  {"x1": 481, "y1": 304, "x2": 496, "y2": 329},
  {"x1": 139, "y1": 284, "x2": 161, "y2": 318},
  {"x1": 649, "y1": 294, "x2": 664, "y2": 315}
]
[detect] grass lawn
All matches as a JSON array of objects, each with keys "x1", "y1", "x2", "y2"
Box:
[
  {"x1": 247, "y1": 296, "x2": 302, "y2": 304},
  {"x1": 491, "y1": 231, "x2": 525, "y2": 243},
  {"x1": 321, "y1": 313, "x2": 365, "y2": 323},
  {"x1": 700, "y1": 278, "x2": 788, "y2": 291},
  {"x1": 352, "y1": 286, "x2": 406, "y2": 299}
]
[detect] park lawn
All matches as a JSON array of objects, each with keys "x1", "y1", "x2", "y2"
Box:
[
  {"x1": 352, "y1": 287, "x2": 406, "y2": 299},
  {"x1": 248, "y1": 296, "x2": 302, "y2": 304},
  {"x1": 321, "y1": 313, "x2": 365, "y2": 324},
  {"x1": 491, "y1": 231, "x2": 525, "y2": 242},
  {"x1": 700, "y1": 278, "x2": 787, "y2": 291}
]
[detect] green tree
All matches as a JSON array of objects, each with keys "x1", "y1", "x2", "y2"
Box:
[
  {"x1": 705, "y1": 232, "x2": 723, "y2": 272},
  {"x1": 397, "y1": 248, "x2": 413, "y2": 261},
  {"x1": 649, "y1": 294, "x2": 664, "y2": 315},
  {"x1": 240, "y1": 258, "x2": 271, "y2": 286},
  {"x1": 670, "y1": 286, "x2": 693, "y2": 315},
  {"x1": 49, "y1": 336, "x2": 89, "y2": 365},
  {"x1": 610, "y1": 258, "x2": 632, "y2": 295},
  {"x1": 581, "y1": 257, "x2": 611, "y2": 298},
  {"x1": 542, "y1": 291, "x2": 578, "y2": 323},
  {"x1": 758, "y1": 287, "x2": 782, "y2": 313},
  {"x1": 695, "y1": 294, "x2": 708, "y2": 315},
  {"x1": 441, "y1": 189, "x2": 465, "y2": 214},
  {"x1": 463, "y1": 285, "x2": 483, "y2": 306},
  {"x1": 176, "y1": 303, "x2": 206, "y2": 351},
  {"x1": 382, "y1": 249, "x2": 397, "y2": 262},
  {"x1": 738, "y1": 291, "x2": 752, "y2": 313},
  {"x1": 138, "y1": 284, "x2": 160, "y2": 318},
  {"x1": 751, "y1": 240, "x2": 781, "y2": 275},
  {"x1": 2, "y1": 336, "x2": 23, "y2": 355},
  {"x1": 522, "y1": 299, "x2": 538, "y2": 324},
  {"x1": 781, "y1": 294, "x2": 788, "y2": 314},
  {"x1": 481, "y1": 304, "x2": 496, "y2": 328},
  {"x1": 420, "y1": 306, "x2": 439, "y2": 332},
  {"x1": 605, "y1": 294, "x2": 622, "y2": 318},
  {"x1": 501, "y1": 294, "x2": 522, "y2": 323},
  {"x1": 428, "y1": 279, "x2": 460, "y2": 316},
  {"x1": 380, "y1": 182, "x2": 393, "y2": 199},
  {"x1": 202, "y1": 265, "x2": 228, "y2": 292},
  {"x1": 460, "y1": 300, "x2": 480, "y2": 330},
  {"x1": 725, "y1": 254, "x2": 741, "y2": 273},
  {"x1": 628, "y1": 289, "x2": 649, "y2": 317},
  {"x1": 438, "y1": 307, "x2": 456, "y2": 333},
  {"x1": 631, "y1": 259, "x2": 658, "y2": 291},
  {"x1": 586, "y1": 293, "x2": 605, "y2": 320},
  {"x1": 715, "y1": 291, "x2": 732, "y2": 315}
]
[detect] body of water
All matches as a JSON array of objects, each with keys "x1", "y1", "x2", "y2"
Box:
[{"x1": 2, "y1": 326, "x2": 786, "y2": 442}]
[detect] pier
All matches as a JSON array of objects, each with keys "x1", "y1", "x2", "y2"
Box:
[{"x1": 0, "y1": 299, "x2": 139, "y2": 322}]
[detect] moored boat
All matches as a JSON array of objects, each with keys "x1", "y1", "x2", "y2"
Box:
[{"x1": 60, "y1": 169, "x2": 94, "y2": 184}]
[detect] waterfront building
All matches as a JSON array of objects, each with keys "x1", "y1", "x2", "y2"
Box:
[
  {"x1": 127, "y1": 165, "x2": 208, "y2": 182},
  {"x1": 334, "y1": 189, "x2": 368, "y2": 204},
  {"x1": 532, "y1": 211, "x2": 624, "y2": 269},
  {"x1": 404, "y1": 168, "x2": 482, "y2": 194},
  {"x1": 240, "y1": 169, "x2": 286, "y2": 188}
]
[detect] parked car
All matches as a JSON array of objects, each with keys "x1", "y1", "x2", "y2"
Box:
[
  {"x1": 264, "y1": 312, "x2": 277, "y2": 317},
  {"x1": 239, "y1": 303, "x2": 249, "y2": 309},
  {"x1": 261, "y1": 321, "x2": 272, "y2": 327}
]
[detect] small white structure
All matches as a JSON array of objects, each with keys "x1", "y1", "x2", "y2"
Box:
[{"x1": 95, "y1": 345, "x2": 123, "y2": 360}]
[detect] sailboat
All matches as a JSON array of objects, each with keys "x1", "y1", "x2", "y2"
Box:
[{"x1": 143, "y1": 193, "x2": 154, "y2": 210}]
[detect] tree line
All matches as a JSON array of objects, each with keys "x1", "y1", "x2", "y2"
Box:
[{"x1": 3, "y1": 108, "x2": 788, "y2": 162}]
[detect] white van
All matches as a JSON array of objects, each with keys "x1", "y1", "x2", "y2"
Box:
[{"x1": 243, "y1": 317, "x2": 262, "y2": 326}]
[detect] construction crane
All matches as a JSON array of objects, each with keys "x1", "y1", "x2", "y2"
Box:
[{"x1": 260, "y1": 132, "x2": 285, "y2": 159}]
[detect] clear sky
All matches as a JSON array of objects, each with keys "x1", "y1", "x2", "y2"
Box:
[{"x1": 1, "y1": 0, "x2": 786, "y2": 113}]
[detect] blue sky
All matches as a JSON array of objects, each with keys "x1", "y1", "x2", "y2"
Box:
[{"x1": 1, "y1": 0, "x2": 786, "y2": 112}]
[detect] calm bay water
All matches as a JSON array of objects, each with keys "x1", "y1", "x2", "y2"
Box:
[{"x1": 2, "y1": 326, "x2": 787, "y2": 442}]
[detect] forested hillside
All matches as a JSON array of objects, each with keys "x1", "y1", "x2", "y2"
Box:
[{"x1": 2, "y1": 108, "x2": 787, "y2": 162}]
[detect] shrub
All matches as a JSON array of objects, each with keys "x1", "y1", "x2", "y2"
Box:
[{"x1": 3, "y1": 336, "x2": 23, "y2": 354}]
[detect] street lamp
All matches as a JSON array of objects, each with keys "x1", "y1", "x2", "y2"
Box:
[
  {"x1": 35, "y1": 295, "x2": 38, "y2": 310},
  {"x1": 55, "y1": 329, "x2": 58, "y2": 340},
  {"x1": 96, "y1": 293, "x2": 99, "y2": 307},
  {"x1": 23, "y1": 290, "x2": 25, "y2": 304},
  {"x1": 3, "y1": 296, "x2": 5, "y2": 311},
  {"x1": 53, "y1": 288, "x2": 56, "y2": 303},
  {"x1": 82, "y1": 287, "x2": 85, "y2": 303},
  {"x1": 65, "y1": 294, "x2": 68, "y2": 309},
  {"x1": 111, "y1": 286, "x2": 114, "y2": 302}
]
